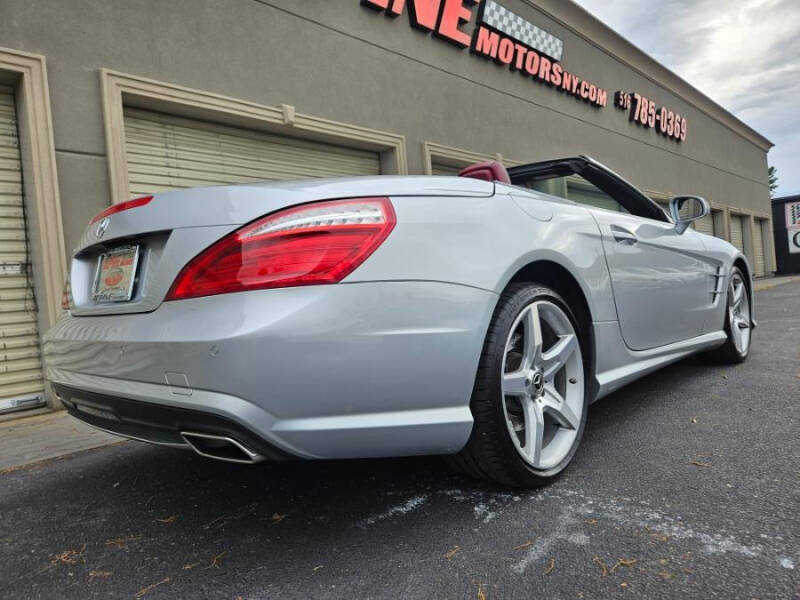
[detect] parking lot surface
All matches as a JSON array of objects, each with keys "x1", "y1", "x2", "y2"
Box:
[{"x1": 1, "y1": 282, "x2": 798, "y2": 599}]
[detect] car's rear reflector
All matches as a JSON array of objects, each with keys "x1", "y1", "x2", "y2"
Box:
[
  {"x1": 165, "y1": 197, "x2": 396, "y2": 301},
  {"x1": 90, "y1": 196, "x2": 153, "y2": 224}
]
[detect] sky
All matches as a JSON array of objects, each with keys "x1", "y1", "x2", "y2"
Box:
[{"x1": 572, "y1": 0, "x2": 800, "y2": 196}]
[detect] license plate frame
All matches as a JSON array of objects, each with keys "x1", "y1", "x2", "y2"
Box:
[{"x1": 92, "y1": 245, "x2": 140, "y2": 303}]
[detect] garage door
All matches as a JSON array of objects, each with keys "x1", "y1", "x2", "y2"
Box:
[
  {"x1": 695, "y1": 211, "x2": 715, "y2": 235},
  {"x1": 431, "y1": 162, "x2": 462, "y2": 177},
  {"x1": 0, "y1": 86, "x2": 45, "y2": 413},
  {"x1": 729, "y1": 214, "x2": 744, "y2": 252},
  {"x1": 753, "y1": 219, "x2": 766, "y2": 277},
  {"x1": 123, "y1": 108, "x2": 381, "y2": 198}
]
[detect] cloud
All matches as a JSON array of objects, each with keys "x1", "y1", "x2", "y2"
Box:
[{"x1": 572, "y1": 0, "x2": 800, "y2": 195}]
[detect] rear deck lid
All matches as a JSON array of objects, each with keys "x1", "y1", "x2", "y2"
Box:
[{"x1": 69, "y1": 176, "x2": 494, "y2": 316}]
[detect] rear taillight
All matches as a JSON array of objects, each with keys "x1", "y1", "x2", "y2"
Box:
[
  {"x1": 165, "y1": 197, "x2": 396, "y2": 301},
  {"x1": 90, "y1": 196, "x2": 153, "y2": 224}
]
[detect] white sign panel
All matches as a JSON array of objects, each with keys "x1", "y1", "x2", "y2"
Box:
[
  {"x1": 786, "y1": 202, "x2": 800, "y2": 230},
  {"x1": 789, "y1": 230, "x2": 800, "y2": 255}
]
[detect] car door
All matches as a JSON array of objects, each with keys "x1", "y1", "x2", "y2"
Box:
[
  {"x1": 509, "y1": 157, "x2": 715, "y2": 351},
  {"x1": 588, "y1": 207, "x2": 712, "y2": 350}
]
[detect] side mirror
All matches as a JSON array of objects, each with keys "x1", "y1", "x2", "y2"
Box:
[{"x1": 670, "y1": 195, "x2": 710, "y2": 235}]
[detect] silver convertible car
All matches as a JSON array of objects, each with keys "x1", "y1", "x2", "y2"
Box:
[{"x1": 44, "y1": 156, "x2": 754, "y2": 488}]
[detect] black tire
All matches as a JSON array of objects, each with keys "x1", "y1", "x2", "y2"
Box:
[
  {"x1": 447, "y1": 283, "x2": 590, "y2": 488},
  {"x1": 704, "y1": 266, "x2": 751, "y2": 364}
]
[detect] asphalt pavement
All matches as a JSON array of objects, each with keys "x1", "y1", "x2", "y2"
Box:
[{"x1": 1, "y1": 282, "x2": 798, "y2": 599}]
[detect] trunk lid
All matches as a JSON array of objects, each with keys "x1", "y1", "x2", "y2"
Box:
[{"x1": 69, "y1": 176, "x2": 494, "y2": 316}]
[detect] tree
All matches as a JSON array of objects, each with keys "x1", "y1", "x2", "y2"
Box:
[{"x1": 768, "y1": 166, "x2": 779, "y2": 197}]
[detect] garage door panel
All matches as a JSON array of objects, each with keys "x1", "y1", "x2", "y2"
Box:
[
  {"x1": 124, "y1": 114, "x2": 379, "y2": 160},
  {"x1": 0, "y1": 333, "x2": 43, "y2": 349},
  {"x1": 123, "y1": 108, "x2": 381, "y2": 199},
  {"x1": 0, "y1": 148, "x2": 22, "y2": 163},
  {"x1": 0, "y1": 86, "x2": 44, "y2": 409},
  {"x1": 695, "y1": 213, "x2": 714, "y2": 235},
  {"x1": 0, "y1": 181, "x2": 22, "y2": 196},
  {"x1": 127, "y1": 157, "x2": 371, "y2": 187},
  {"x1": 431, "y1": 163, "x2": 463, "y2": 177},
  {"x1": 0, "y1": 380, "x2": 45, "y2": 399},
  {"x1": 0, "y1": 358, "x2": 43, "y2": 377},
  {"x1": 126, "y1": 137, "x2": 379, "y2": 176},
  {"x1": 730, "y1": 215, "x2": 744, "y2": 252},
  {"x1": 753, "y1": 219, "x2": 765, "y2": 276},
  {"x1": 0, "y1": 157, "x2": 21, "y2": 172}
]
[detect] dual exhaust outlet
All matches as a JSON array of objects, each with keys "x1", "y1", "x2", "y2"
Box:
[{"x1": 180, "y1": 431, "x2": 265, "y2": 464}]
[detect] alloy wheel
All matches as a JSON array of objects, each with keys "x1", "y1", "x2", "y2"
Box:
[
  {"x1": 728, "y1": 272, "x2": 751, "y2": 355},
  {"x1": 501, "y1": 301, "x2": 584, "y2": 470}
]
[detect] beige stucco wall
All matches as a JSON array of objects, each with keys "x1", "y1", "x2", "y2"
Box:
[{"x1": 0, "y1": 0, "x2": 772, "y2": 256}]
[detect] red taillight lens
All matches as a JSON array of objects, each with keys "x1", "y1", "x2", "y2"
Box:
[
  {"x1": 90, "y1": 196, "x2": 153, "y2": 224},
  {"x1": 165, "y1": 197, "x2": 396, "y2": 301}
]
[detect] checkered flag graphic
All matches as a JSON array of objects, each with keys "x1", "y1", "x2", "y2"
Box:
[{"x1": 482, "y1": 0, "x2": 564, "y2": 62}]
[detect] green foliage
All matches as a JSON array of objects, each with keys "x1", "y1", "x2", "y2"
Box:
[{"x1": 768, "y1": 166, "x2": 779, "y2": 197}]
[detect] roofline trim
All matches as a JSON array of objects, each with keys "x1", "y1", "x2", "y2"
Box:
[{"x1": 523, "y1": 0, "x2": 774, "y2": 152}]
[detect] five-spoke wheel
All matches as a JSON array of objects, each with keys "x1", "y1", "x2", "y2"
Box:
[
  {"x1": 450, "y1": 283, "x2": 588, "y2": 488},
  {"x1": 728, "y1": 271, "x2": 751, "y2": 356},
  {"x1": 501, "y1": 301, "x2": 584, "y2": 470}
]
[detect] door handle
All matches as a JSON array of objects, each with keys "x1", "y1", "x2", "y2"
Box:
[{"x1": 611, "y1": 225, "x2": 638, "y2": 245}]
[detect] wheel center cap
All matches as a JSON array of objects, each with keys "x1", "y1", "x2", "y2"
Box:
[{"x1": 526, "y1": 369, "x2": 544, "y2": 395}]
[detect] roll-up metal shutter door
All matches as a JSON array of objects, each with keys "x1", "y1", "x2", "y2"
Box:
[
  {"x1": 123, "y1": 108, "x2": 382, "y2": 198},
  {"x1": 431, "y1": 162, "x2": 462, "y2": 177},
  {"x1": 729, "y1": 215, "x2": 744, "y2": 252},
  {"x1": 695, "y1": 212, "x2": 715, "y2": 236},
  {"x1": 0, "y1": 86, "x2": 45, "y2": 412},
  {"x1": 753, "y1": 219, "x2": 766, "y2": 276}
]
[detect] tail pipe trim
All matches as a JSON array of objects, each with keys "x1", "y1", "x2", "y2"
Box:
[{"x1": 180, "y1": 431, "x2": 265, "y2": 464}]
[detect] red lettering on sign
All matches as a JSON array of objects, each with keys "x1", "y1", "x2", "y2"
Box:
[
  {"x1": 538, "y1": 56, "x2": 552, "y2": 83},
  {"x1": 361, "y1": 0, "x2": 391, "y2": 9},
  {"x1": 524, "y1": 49, "x2": 540, "y2": 77},
  {"x1": 362, "y1": 2, "x2": 610, "y2": 110},
  {"x1": 389, "y1": 0, "x2": 406, "y2": 15},
  {"x1": 498, "y1": 37, "x2": 515, "y2": 64},
  {"x1": 474, "y1": 26, "x2": 499, "y2": 58},
  {"x1": 513, "y1": 43, "x2": 528, "y2": 71},
  {"x1": 550, "y1": 62, "x2": 563, "y2": 87},
  {"x1": 437, "y1": 0, "x2": 477, "y2": 47},
  {"x1": 561, "y1": 71, "x2": 572, "y2": 92},
  {"x1": 407, "y1": 0, "x2": 442, "y2": 32}
]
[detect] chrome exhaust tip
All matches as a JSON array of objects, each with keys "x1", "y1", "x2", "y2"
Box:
[{"x1": 180, "y1": 431, "x2": 264, "y2": 464}]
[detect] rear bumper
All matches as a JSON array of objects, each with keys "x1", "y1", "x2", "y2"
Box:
[
  {"x1": 52, "y1": 382, "x2": 292, "y2": 460},
  {"x1": 44, "y1": 281, "x2": 497, "y2": 459}
]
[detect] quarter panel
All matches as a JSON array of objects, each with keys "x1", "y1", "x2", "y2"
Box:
[{"x1": 347, "y1": 191, "x2": 618, "y2": 323}]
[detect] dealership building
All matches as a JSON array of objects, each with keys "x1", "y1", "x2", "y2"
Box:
[{"x1": 0, "y1": 0, "x2": 775, "y2": 415}]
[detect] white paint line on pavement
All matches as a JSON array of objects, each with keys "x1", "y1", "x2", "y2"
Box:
[
  {"x1": 357, "y1": 494, "x2": 428, "y2": 528},
  {"x1": 512, "y1": 507, "x2": 579, "y2": 574}
]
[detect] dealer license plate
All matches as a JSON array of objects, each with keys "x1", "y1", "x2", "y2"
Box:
[{"x1": 92, "y1": 245, "x2": 140, "y2": 302}]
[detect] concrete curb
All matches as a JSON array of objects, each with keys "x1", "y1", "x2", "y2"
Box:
[{"x1": 754, "y1": 276, "x2": 800, "y2": 292}]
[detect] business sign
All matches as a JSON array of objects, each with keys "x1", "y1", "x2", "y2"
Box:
[
  {"x1": 787, "y1": 201, "x2": 800, "y2": 254},
  {"x1": 614, "y1": 91, "x2": 688, "y2": 142},
  {"x1": 360, "y1": 0, "x2": 688, "y2": 140}
]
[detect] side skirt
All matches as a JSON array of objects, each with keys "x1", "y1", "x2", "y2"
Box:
[{"x1": 590, "y1": 322, "x2": 727, "y2": 402}]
